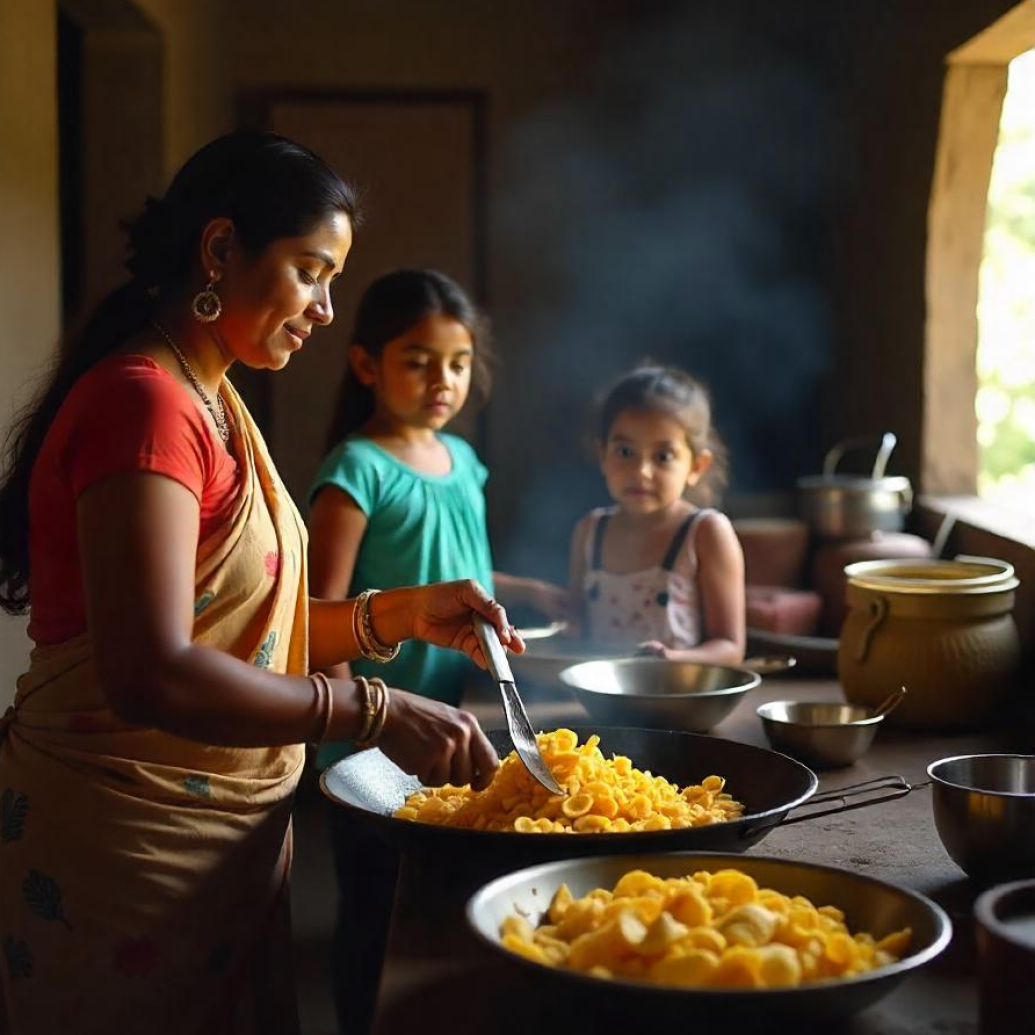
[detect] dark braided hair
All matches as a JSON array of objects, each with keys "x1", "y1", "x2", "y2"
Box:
[{"x1": 0, "y1": 131, "x2": 359, "y2": 614}]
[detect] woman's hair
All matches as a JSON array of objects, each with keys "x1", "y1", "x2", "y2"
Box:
[
  {"x1": 324, "y1": 268, "x2": 492, "y2": 449},
  {"x1": 598, "y1": 364, "x2": 729, "y2": 504},
  {"x1": 0, "y1": 130, "x2": 359, "y2": 615}
]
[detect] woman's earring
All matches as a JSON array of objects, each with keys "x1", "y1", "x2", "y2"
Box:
[{"x1": 191, "y1": 273, "x2": 223, "y2": 323}]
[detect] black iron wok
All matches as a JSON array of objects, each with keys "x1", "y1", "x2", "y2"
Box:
[{"x1": 320, "y1": 725, "x2": 910, "y2": 865}]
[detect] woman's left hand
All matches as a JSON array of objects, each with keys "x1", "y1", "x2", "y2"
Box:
[{"x1": 375, "y1": 580, "x2": 526, "y2": 668}]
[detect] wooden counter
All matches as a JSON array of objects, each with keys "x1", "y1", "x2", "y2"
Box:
[{"x1": 367, "y1": 675, "x2": 1032, "y2": 1035}]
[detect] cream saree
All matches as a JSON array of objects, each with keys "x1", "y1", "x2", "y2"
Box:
[{"x1": 0, "y1": 383, "x2": 309, "y2": 1035}]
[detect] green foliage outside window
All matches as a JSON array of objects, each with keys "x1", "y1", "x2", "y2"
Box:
[{"x1": 977, "y1": 48, "x2": 1035, "y2": 509}]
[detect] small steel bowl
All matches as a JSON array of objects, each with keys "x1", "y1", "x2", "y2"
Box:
[
  {"x1": 974, "y1": 878, "x2": 1035, "y2": 1034},
  {"x1": 928, "y1": 754, "x2": 1035, "y2": 882},
  {"x1": 756, "y1": 701, "x2": 884, "y2": 768}
]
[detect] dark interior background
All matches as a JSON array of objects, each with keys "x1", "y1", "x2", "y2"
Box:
[{"x1": 59, "y1": 0, "x2": 1023, "y2": 583}]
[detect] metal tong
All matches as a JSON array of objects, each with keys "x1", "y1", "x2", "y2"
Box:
[{"x1": 473, "y1": 615, "x2": 564, "y2": 795}]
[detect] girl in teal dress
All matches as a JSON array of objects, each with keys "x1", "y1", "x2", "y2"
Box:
[{"x1": 307, "y1": 269, "x2": 566, "y2": 1034}]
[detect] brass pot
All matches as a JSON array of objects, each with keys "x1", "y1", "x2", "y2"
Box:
[{"x1": 837, "y1": 558, "x2": 1020, "y2": 730}]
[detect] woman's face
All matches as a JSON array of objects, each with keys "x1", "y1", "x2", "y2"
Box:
[
  {"x1": 354, "y1": 314, "x2": 474, "y2": 432},
  {"x1": 217, "y1": 211, "x2": 353, "y2": 370}
]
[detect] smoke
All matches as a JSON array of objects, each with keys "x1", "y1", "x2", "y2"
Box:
[{"x1": 490, "y1": 6, "x2": 835, "y2": 580}]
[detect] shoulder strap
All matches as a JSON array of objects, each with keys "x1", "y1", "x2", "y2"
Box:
[
  {"x1": 660, "y1": 509, "x2": 711, "y2": 572},
  {"x1": 590, "y1": 512, "x2": 611, "y2": 571}
]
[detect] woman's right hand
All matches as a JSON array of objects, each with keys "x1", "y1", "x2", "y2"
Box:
[{"x1": 376, "y1": 689, "x2": 499, "y2": 791}]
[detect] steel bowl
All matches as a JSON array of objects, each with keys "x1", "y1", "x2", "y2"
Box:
[
  {"x1": 757, "y1": 701, "x2": 883, "y2": 768},
  {"x1": 558, "y1": 657, "x2": 776, "y2": 733},
  {"x1": 928, "y1": 754, "x2": 1035, "y2": 882},
  {"x1": 466, "y1": 851, "x2": 952, "y2": 1026},
  {"x1": 509, "y1": 633, "x2": 630, "y2": 690}
]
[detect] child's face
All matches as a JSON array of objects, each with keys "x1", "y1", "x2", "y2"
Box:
[
  {"x1": 352, "y1": 313, "x2": 474, "y2": 432},
  {"x1": 599, "y1": 408, "x2": 712, "y2": 515}
]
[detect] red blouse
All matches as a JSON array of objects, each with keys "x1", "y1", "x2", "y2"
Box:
[{"x1": 27, "y1": 355, "x2": 241, "y2": 645}]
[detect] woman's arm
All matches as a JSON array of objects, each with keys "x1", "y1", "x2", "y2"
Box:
[
  {"x1": 77, "y1": 471, "x2": 502, "y2": 785},
  {"x1": 307, "y1": 484, "x2": 366, "y2": 675},
  {"x1": 644, "y1": 512, "x2": 745, "y2": 665},
  {"x1": 307, "y1": 485, "x2": 523, "y2": 669},
  {"x1": 79, "y1": 471, "x2": 363, "y2": 744}
]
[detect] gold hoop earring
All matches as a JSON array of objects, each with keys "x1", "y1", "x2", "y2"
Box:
[{"x1": 191, "y1": 274, "x2": 222, "y2": 323}]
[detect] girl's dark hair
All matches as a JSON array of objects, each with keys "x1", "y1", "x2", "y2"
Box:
[
  {"x1": 599, "y1": 364, "x2": 729, "y2": 505},
  {"x1": 325, "y1": 269, "x2": 492, "y2": 449},
  {"x1": 0, "y1": 130, "x2": 359, "y2": 614}
]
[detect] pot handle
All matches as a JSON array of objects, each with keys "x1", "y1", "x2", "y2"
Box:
[
  {"x1": 822, "y1": 432, "x2": 897, "y2": 479},
  {"x1": 855, "y1": 595, "x2": 888, "y2": 664},
  {"x1": 741, "y1": 775, "x2": 918, "y2": 839},
  {"x1": 743, "y1": 655, "x2": 797, "y2": 676}
]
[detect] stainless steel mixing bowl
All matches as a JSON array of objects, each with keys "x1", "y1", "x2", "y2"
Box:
[
  {"x1": 558, "y1": 657, "x2": 791, "y2": 733},
  {"x1": 928, "y1": 753, "x2": 1035, "y2": 882},
  {"x1": 466, "y1": 851, "x2": 951, "y2": 1026}
]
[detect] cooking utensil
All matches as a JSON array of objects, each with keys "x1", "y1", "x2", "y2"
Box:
[
  {"x1": 508, "y1": 635, "x2": 630, "y2": 689},
  {"x1": 797, "y1": 432, "x2": 913, "y2": 539},
  {"x1": 756, "y1": 701, "x2": 885, "y2": 768},
  {"x1": 746, "y1": 627, "x2": 838, "y2": 676},
  {"x1": 473, "y1": 615, "x2": 563, "y2": 795},
  {"x1": 466, "y1": 851, "x2": 952, "y2": 1026},
  {"x1": 320, "y1": 725, "x2": 914, "y2": 867},
  {"x1": 517, "y1": 620, "x2": 569, "y2": 641},
  {"x1": 928, "y1": 754, "x2": 1035, "y2": 882},
  {"x1": 871, "y1": 685, "x2": 907, "y2": 718},
  {"x1": 840, "y1": 558, "x2": 1021, "y2": 729},
  {"x1": 557, "y1": 655, "x2": 795, "y2": 733},
  {"x1": 975, "y1": 879, "x2": 1035, "y2": 1035}
]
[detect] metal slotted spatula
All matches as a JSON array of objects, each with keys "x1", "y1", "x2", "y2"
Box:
[{"x1": 473, "y1": 615, "x2": 565, "y2": 795}]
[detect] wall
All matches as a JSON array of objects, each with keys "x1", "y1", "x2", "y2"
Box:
[
  {"x1": 127, "y1": 0, "x2": 231, "y2": 181},
  {"x1": 0, "y1": 0, "x2": 60, "y2": 703},
  {"x1": 0, "y1": 0, "x2": 230, "y2": 706},
  {"x1": 825, "y1": 1, "x2": 1021, "y2": 482},
  {"x1": 228, "y1": 0, "x2": 1024, "y2": 582}
]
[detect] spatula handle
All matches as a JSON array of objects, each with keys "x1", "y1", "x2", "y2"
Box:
[{"x1": 473, "y1": 615, "x2": 514, "y2": 684}]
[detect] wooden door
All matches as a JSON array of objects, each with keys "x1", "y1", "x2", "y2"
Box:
[{"x1": 238, "y1": 94, "x2": 485, "y2": 507}]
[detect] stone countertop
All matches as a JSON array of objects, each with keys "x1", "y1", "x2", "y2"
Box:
[{"x1": 366, "y1": 674, "x2": 1032, "y2": 1035}]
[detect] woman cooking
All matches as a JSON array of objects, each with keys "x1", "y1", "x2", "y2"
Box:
[{"x1": 0, "y1": 130, "x2": 517, "y2": 1035}]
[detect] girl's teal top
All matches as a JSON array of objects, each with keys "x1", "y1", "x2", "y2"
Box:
[{"x1": 309, "y1": 433, "x2": 495, "y2": 769}]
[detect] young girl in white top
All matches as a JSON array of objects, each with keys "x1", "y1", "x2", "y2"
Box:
[{"x1": 568, "y1": 364, "x2": 745, "y2": 663}]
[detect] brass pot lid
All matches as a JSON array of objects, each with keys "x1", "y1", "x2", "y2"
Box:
[{"x1": 845, "y1": 557, "x2": 1018, "y2": 595}]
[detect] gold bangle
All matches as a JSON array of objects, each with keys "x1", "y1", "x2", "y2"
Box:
[
  {"x1": 353, "y1": 675, "x2": 377, "y2": 743},
  {"x1": 356, "y1": 677, "x2": 390, "y2": 749},
  {"x1": 308, "y1": 672, "x2": 335, "y2": 743},
  {"x1": 367, "y1": 677, "x2": 390, "y2": 745},
  {"x1": 355, "y1": 589, "x2": 401, "y2": 663}
]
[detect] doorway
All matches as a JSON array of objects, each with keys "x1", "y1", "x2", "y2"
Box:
[{"x1": 237, "y1": 91, "x2": 488, "y2": 506}]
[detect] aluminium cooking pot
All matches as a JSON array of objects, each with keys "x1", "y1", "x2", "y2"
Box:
[{"x1": 797, "y1": 432, "x2": 913, "y2": 539}]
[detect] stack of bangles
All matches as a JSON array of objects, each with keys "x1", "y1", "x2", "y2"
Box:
[
  {"x1": 307, "y1": 673, "x2": 390, "y2": 748},
  {"x1": 353, "y1": 675, "x2": 390, "y2": 749},
  {"x1": 353, "y1": 588, "x2": 401, "y2": 662}
]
